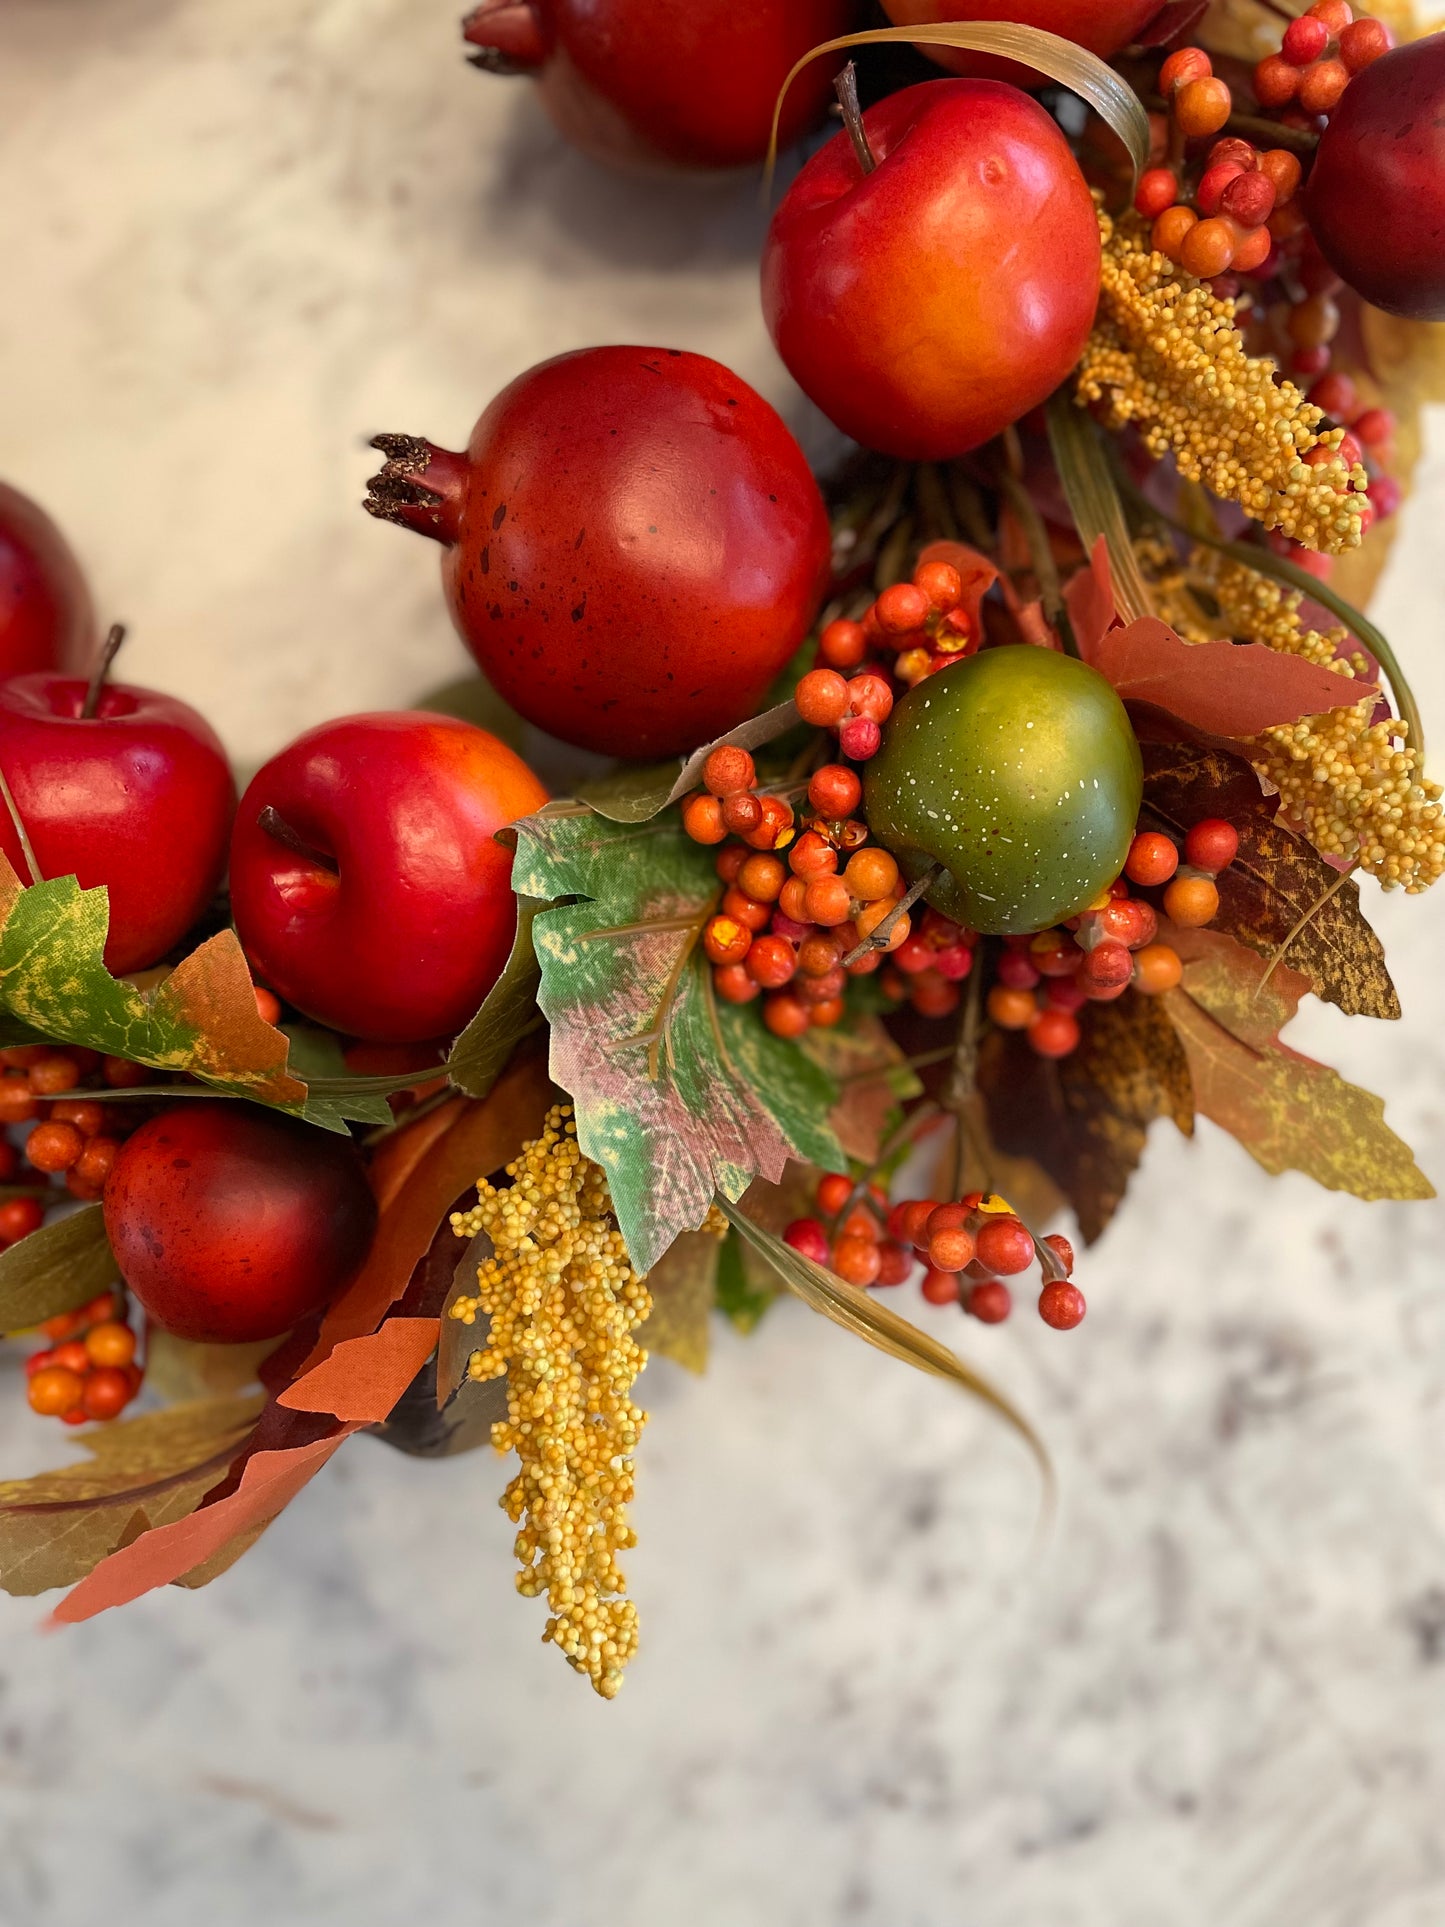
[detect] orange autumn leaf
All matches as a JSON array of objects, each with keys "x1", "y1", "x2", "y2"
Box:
[
  {"x1": 277, "y1": 1317, "x2": 441, "y2": 1424},
  {"x1": 52, "y1": 1426, "x2": 355, "y2": 1624}
]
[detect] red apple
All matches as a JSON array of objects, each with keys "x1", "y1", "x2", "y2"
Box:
[
  {"x1": 0, "y1": 672, "x2": 236, "y2": 972},
  {"x1": 761, "y1": 80, "x2": 1100, "y2": 460},
  {"x1": 1307, "y1": 35, "x2": 1445, "y2": 321},
  {"x1": 462, "y1": 0, "x2": 861, "y2": 171},
  {"x1": 0, "y1": 481, "x2": 95, "y2": 675},
  {"x1": 364, "y1": 348, "x2": 831, "y2": 758},
  {"x1": 104, "y1": 1101, "x2": 377, "y2": 1343},
  {"x1": 229, "y1": 712, "x2": 547, "y2": 1043},
  {"x1": 881, "y1": 0, "x2": 1161, "y2": 84}
]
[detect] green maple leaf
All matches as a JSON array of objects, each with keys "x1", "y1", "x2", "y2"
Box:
[
  {"x1": 511, "y1": 803, "x2": 843, "y2": 1273},
  {"x1": 0, "y1": 860, "x2": 305, "y2": 1108}
]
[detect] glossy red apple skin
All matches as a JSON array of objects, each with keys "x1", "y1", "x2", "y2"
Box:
[
  {"x1": 0, "y1": 674, "x2": 236, "y2": 972},
  {"x1": 0, "y1": 482, "x2": 95, "y2": 675},
  {"x1": 881, "y1": 0, "x2": 1160, "y2": 84},
  {"x1": 463, "y1": 0, "x2": 861, "y2": 171},
  {"x1": 104, "y1": 1102, "x2": 377, "y2": 1343},
  {"x1": 365, "y1": 348, "x2": 831, "y2": 758},
  {"x1": 229, "y1": 712, "x2": 547, "y2": 1043},
  {"x1": 762, "y1": 81, "x2": 1100, "y2": 460},
  {"x1": 1307, "y1": 35, "x2": 1445, "y2": 322}
]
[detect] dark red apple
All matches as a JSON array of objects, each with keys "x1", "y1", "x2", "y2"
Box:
[
  {"x1": 762, "y1": 80, "x2": 1100, "y2": 460},
  {"x1": 103, "y1": 1101, "x2": 377, "y2": 1343},
  {"x1": 881, "y1": 0, "x2": 1161, "y2": 84},
  {"x1": 462, "y1": 0, "x2": 861, "y2": 171},
  {"x1": 1307, "y1": 34, "x2": 1445, "y2": 321},
  {"x1": 229, "y1": 712, "x2": 547, "y2": 1043},
  {"x1": 0, "y1": 481, "x2": 95, "y2": 675},
  {"x1": 364, "y1": 347, "x2": 831, "y2": 759},
  {"x1": 0, "y1": 672, "x2": 236, "y2": 972}
]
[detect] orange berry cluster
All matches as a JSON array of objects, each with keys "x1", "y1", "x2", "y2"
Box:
[
  {"x1": 683, "y1": 746, "x2": 912, "y2": 1036},
  {"x1": 26, "y1": 1291, "x2": 143, "y2": 1425},
  {"x1": 1138, "y1": 112, "x2": 1302, "y2": 282},
  {"x1": 0, "y1": 1045, "x2": 146, "y2": 1216},
  {"x1": 1254, "y1": 2, "x2": 1391, "y2": 118},
  {"x1": 818, "y1": 556, "x2": 981, "y2": 690},
  {"x1": 785, "y1": 1174, "x2": 1086, "y2": 1330}
]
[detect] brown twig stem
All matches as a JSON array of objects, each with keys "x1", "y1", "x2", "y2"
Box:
[
  {"x1": 841, "y1": 862, "x2": 942, "y2": 967},
  {"x1": 834, "y1": 61, "x2": 876, "y2": 175},
  {"x1": 82, "y1": 624, "x2": 127, "y2": 719}
]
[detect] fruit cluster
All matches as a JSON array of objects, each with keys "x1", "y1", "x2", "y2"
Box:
[
  {"x1": 684, "y1": 745, "x2": 911, "y2": 1036},
  {"x1": 1253, "y1": 3, "x2": 1392, "y2": 117},
  {"x1": 816, "y1": 556, "x2": 981, "y2": 688},
  {"x1": 786, "y1": 1173, "x2": 1085, "y2": 1330},
  {"x1": 0, "y1": 1044, "x2": 148, "y2": 1207},
  {"x1": 1136, "y1": 128, "x2": 1300, "y2": 282},
  {"x1": 25, "y1": 1291, "x2": 142, "y2": 1424}
]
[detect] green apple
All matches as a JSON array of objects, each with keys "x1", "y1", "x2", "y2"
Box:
[{"x1": 863, "y1": 646, "x2": 1142, "y2": 935}]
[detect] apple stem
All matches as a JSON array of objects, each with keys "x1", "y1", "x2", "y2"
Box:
[
  {"x1": 81, "y1": 624, "x2": 127, "y2": 720},
  {"x1": 256, "y1": 804, "x2": 340, "y2": 875},
  {"x1": 840, "y1": 861, "x2": 940, "y2": 967},
  {"x1": 833, "y1": 62, "x2": 876, "y2": 177}
]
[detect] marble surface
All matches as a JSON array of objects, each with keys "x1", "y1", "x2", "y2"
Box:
[{"x1": 1, "y1": 4, "x2": 1444, "y2": 1923}]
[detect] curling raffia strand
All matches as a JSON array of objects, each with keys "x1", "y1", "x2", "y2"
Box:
[{"x1": 1077, "y1": 207, "x2": 1364, "y2": 556}]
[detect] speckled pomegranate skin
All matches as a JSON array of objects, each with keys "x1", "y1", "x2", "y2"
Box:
[
  {"x1": 436, "y1": 347, "x2": 832, "y2": 758},
  {"x1": 103, "y1": 1103, "x2": 377, "y2": 1343}
]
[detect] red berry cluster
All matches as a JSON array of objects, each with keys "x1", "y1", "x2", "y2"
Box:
[
  {"x1": 1138, "y1": 128, "x2": 1301, "y2": 281},
  {"x1": 785, "y1": 1173, "x2": 1086, "y2": 1331},
  {"x1": 1254, "y1": 2, "x2": 1392, "y2": 118},
  {"x1": 683, "y1": 746, "x2": 912, "y2": 1036},
  {"x1": 818, "y1": 557, "x2": 981, "y2": 691},
  {"x1": 794, "y1": 666, "x2": 894, "y2": 762},
  {"x1": 883, "y1": 819, "x2": 1238, "y2": 1059},
  {"x1": 0, "y1": 1045, "x2": 149, "y2": 1209},
  {"x1": 878, "y1": 904, "x2": 978, "y2": 1022},
  {"x1": 26, "y1": 1291, "x2": 143, "y2": 1424}
]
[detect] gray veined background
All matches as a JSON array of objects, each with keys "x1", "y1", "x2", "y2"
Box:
[{"x1": 1, "y1": 5, "x2": 1443, "y2": 1924}]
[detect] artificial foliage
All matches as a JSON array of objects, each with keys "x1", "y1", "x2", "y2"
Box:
[{"x1": 0, "y1": 0, "x2": 1441, "y2": 1703}]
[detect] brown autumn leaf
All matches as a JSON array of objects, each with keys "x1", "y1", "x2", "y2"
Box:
[
  {"x1": 143, "y1": 1332, "x2": 283, "y2": 1404},
  {"x1": 1164, "y1": 920, "x2": 1313, "y2": 1050},
  {"x1": 980, "y1": 991, "x2": 1194, "y2": 1244},
  {"x1": 0, "y1": 1392, "x2": 265, "y2": 1597},
  {"x1": 1165, "y1": 989, "x2": 1434, "y2": 1200},
  {"x1": 638, "y1": 1230, "x2": 720, "y2": 1376},
  {"x1": 1140, "y1": 739, "x2": 1399, "y2": 1020},
  {"x1": 937, "y1": 1097, "x2": 1067, "y2": 1231},
  {"x1": 802, "y1": 1014, "x2": 923, "y2": 1164}
]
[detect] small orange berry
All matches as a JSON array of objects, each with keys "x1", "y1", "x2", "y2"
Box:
[
  {"x1": 1133, "y1": 943, "x2": 1184, "y2": 994},
  {"x1": 24, "y1": 1121, "x2": 85, "y2": 1174},
  {"x1": 987, "y1": 985, "x2": 1038, "y2": 1030},
  {"x1": 682, "y1": 793, "x2": 726, "y2": 844},
  {"x1": 28, "y1": 1365, "x2": 85, "y2": 1418},
  {"x1": 84, "y1": 1322, "x2": 137, "y2": 1370},
  {"x1": 795, "y1": 668, "x2": 851, "y2": 727},
  {"x1": 1174, "y1": 75, "x2": 1232, "y2": 137},
  {"x1": 1151, "y1": 204, "x2": 1198, "y2": 261},
  {"x1": 843, "y1": 847, "x2": 900, "y2": 902},
  {"x1": 702, "y1": 745, "x2": 756, "y2": 797},
  {"x1": 736, "y1": 853, "x2": 786, "y2": 903},
  {"x1": 1163, "y1": 875, "x2": 1221, "y2": 927}
]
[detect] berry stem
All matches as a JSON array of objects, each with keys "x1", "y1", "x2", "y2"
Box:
[
  {"x1": 833, "y1": 61, "x2": 877, "y2": 177},
  {"x1": 81, "y1": 624, "x2": 127, "y2": 720},
  {"x1": 997, "y1": 444, "x2": 1067, "y2": 638},
  {"x1": 944, "y1": 953, "x2": 987, "y2": 1198},
  {"x1": 1221, "y1": 108, "x2": 1318, "y2": 154},
  {"x1": 257, "y1": 804, "x2": 340, "y2": 875},
  {"x1": 841, "y1": 863, "x2": 941, "y2": 966}
]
